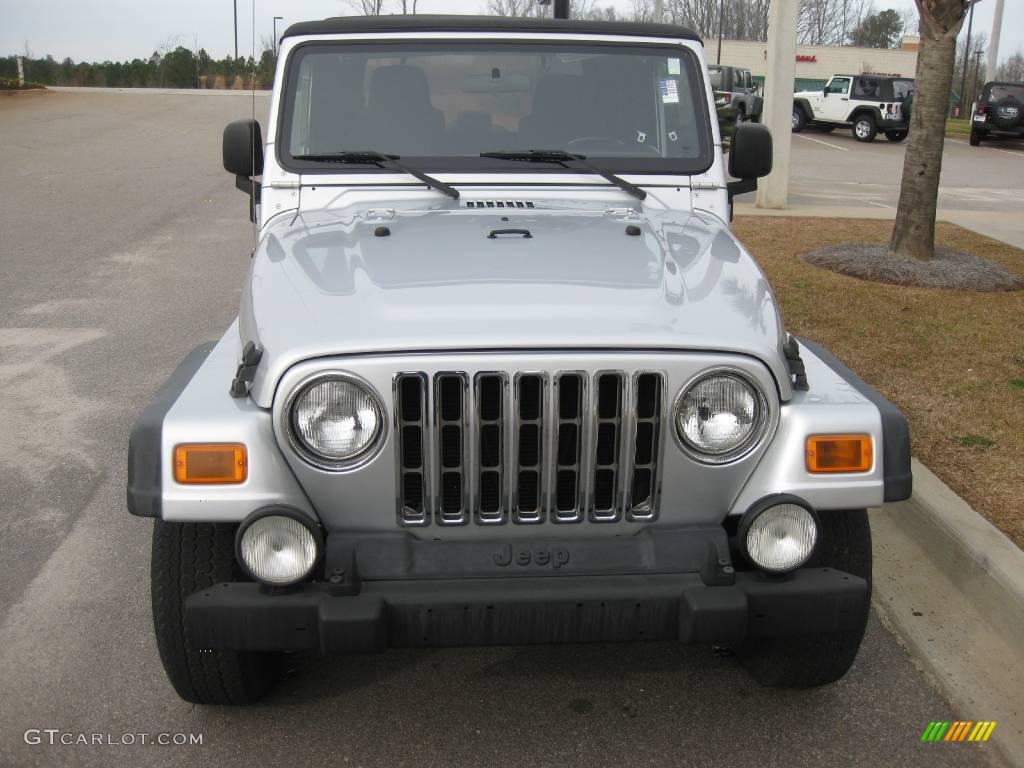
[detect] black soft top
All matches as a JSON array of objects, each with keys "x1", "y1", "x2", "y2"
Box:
[{"x1": 281, "y1": 14, "x2": 701, "y2": 44}]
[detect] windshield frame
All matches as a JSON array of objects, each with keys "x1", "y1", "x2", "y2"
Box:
[{"x1": 275, "y1": 38, "x2": 715, "y2": 177}]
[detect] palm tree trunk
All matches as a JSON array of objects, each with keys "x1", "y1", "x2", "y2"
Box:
[{"x1": 889, "y1": 32, "x2": 958, "y2": 261}]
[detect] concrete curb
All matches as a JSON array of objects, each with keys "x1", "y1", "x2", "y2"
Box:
[
  {"x1": 871, "y1": 459, "x2": 1024, "y2": 767},
  {"x1": 892, "y1": 460, "x2": 1024, "y2": 656}
]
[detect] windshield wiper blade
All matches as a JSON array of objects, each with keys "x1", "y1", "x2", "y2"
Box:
[
  {"x1": 292, "y1": 151, "x2": 460, "y2": 200},
  {"x1": 480, "y1": 150, "x2": 647, "y2": 201}
]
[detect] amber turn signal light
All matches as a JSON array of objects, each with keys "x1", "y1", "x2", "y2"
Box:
[
  {"x1": 173, "y1": 444, "x2": 247, "y2": 484},
  {"x1": 805, "y1": 435, "x2": 872, "y2": 473}
]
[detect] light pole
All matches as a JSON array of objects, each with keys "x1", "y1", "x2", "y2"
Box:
[
  {"x1": 957, "y1": 0, "x2": 975, "y2": 118},
  {"x1": 986, "y1": 0, "x2": 1005, "y2": 82},
  {"x1": 970, "y1": 48, "x2": 984, "y2": 110},
  {"x1": 273, "y1": 16, "x2": 284, "y2": 56},
  {"x1": 233, "y1": 0, "x2": 238, "y2": 60},
  {"x1": 716, "y1": 0, "x2": 725, "y2": 64}
]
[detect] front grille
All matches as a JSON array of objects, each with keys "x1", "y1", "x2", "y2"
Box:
[{"x1": 395, "y1": 369, "x2": 665, "y2": 526}]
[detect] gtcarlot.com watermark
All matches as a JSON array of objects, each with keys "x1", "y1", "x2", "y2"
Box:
[{"x1": 24, "y1": 729, "x2": 203, "y2": 747}]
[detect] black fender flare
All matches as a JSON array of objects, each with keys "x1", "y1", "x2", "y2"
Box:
[
  {"x1": 848, "y1": 106, "x2": 882, "y2": 125},
  {"x1": 793, "y1": 98, "x2": 813, "y2": 120},
  {"x1": 127, "y1": 342, "x2": 216, "y2": 517}
]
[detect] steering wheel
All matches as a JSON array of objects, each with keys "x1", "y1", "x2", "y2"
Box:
[{"x1": 567, "y1": 135, "x2": 662, "y2": 155}]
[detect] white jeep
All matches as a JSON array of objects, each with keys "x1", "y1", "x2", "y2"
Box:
[
  {"x1": 127, "y1": 15, "x2": 911, "y2": 705},
  {"x1": 793, "y1": 74, "x2": 914, "y2": 143}
]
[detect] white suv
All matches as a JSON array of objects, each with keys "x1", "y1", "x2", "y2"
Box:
[{"x1": 793, "y1": 74, "x2": 914, "y2": 143}]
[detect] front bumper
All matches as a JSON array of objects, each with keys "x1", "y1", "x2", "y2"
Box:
[
  {"x1": 186, "y1": 569, "x2": 866, "y2": 651},
  {"x1": 185, "y1": 525, "x2": 868, "y2": 652}
]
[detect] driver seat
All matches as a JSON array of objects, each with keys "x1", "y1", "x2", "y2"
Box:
[
  {"x1": 519, "y1": 75, "x2": 588, "y2": 148},
  {"x1": 345, "y1": 64, "x2": 445, "y2": 155}
]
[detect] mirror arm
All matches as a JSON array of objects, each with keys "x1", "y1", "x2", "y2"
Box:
[
  {"x1": 726, "y1": 178, "x2": 757, "y2": 201},
  {"x1": 234, "y1": 174, "x2": 262, "y2": 224}
]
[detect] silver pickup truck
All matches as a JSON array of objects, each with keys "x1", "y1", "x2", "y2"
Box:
[{"x1": 127, "y1": 15, "x2": 911, "y2": 705}]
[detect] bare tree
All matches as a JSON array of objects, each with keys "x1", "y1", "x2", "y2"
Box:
[
  {"x1": 996, "y1": 50, "x2": 1024, "y2": 82},
  {"x1": 347, "y1": 0, "x2": 387, "y2": 15},
  {"x1": 486, "y1": 0, "x2": 550, "y2": 16},
  {"x1": 797, "y1": 0, "x2": 846, "y2": 45},
  {"x1": 664, "y1": 0, "x2": 721, "y2": 38},
  {"x1": 630, "y1": 0, "x2": 656, "y2": 22},
  {"x1": 661, "y1": 0, "x2": 769, "y2": 42},
  {"x1": 898, "y1": 6, "x2": 919, "y2": 36},
  {"x1": 889, "y1": 0, "x2": 973, "y2": 261}
]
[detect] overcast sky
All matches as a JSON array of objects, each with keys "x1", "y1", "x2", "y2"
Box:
[{"x1": 1, "y1": 0, "x2": 1020, "y2": 66}]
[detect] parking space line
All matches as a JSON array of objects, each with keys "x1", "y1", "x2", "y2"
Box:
[
  {"x1": 947, "y1": 138, "x2": 1024, "y2": 159},
  {"x1": 794, "y1": 134, "x2": 849, "y2": 151},
  {"x1": 867, "y1": 201, "x2": 892, "y2": 209}
]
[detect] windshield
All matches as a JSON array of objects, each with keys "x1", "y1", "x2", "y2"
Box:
[{"x1": 280, "y1": 41, "x2": 713, "y2": 174}]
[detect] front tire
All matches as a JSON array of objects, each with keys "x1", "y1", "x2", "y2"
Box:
[
  {"x1": 885, "y1": 130, "x2": 908, "y2": 142},
  {"x1": 852, "y1": 114, "x2": 878, "y2": 142},
  {"x1": 791, "y1": 106, "x2": 807, "y2": 133},
  {"x1": 737, "y1": 509, "x2": 872, "y2": 688},
  {"x1": 151, "y1": 520, "x2": 284, "y2": 705}
]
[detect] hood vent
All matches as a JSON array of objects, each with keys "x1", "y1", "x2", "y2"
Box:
[{"x1": 465, "y1": 200, "x2": 536, "y2": 209}]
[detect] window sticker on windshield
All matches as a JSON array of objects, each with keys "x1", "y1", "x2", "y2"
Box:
[
  {"x1": 668, "y1": 58, "x2": 681, "y2": 75},
  {"x1": 659, "y1": 78, "x2": 679, "y2": 103}
]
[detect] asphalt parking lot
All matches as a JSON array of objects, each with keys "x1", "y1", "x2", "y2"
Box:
[
  {"x1": 784, "y1": 125, "x2": 1024, "y2": 212},
  {"x1": 0, "y1": 90, "x2": 1009, "y2": 768}
]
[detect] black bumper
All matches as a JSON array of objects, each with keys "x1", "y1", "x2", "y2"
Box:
[
  {"x1": 186, "y1": 524, "x2": 869, "y2": 652},
  {"x1": 877, "y1": 118, "x2": 909, "y2": 131}
]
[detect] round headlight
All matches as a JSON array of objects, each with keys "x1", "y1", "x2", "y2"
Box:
[
  {"x1": 289, "y1": 375, "x2": 383, "y2": 468},
  {"x1": 237, "y1": 512, "x2": 320, "y2": 586},
  {"x1": 741, "y1": 500, "x2": 818, "y2": 573},
  {"x1": 675, "y1": 371, "x2": 767, "y2": 463}
]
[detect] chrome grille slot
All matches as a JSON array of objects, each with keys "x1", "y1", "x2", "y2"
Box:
[
  {"x1": 628, "y1": 372, "x2": 664, "y2": 520},
  {"x1": 395, "y1": 373, "x2": 428, "y2": 526},
  {"x1": 513, "y1": 373, "x2": 546, "y2": 523},
  {"x1": 475, "y1": 373, "x2": 507, "y2": 524},
  {"x1": 553, "y1": 372, "x2": 586, "y2": 522},
  {"x1": 435, "y1": 373, "x2": 468, "y2": 525},
  {"x1": 393, "y1": 366, "x2": 663, "y2": 527},
  {"x1": 591, "y1": 372, "x2": 624, "y2": 521}
]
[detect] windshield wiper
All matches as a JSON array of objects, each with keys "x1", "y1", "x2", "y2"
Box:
[
  {"x1": 479, "y1": 150, "x2": 647, "y2": 201},
  {"x1": 291, "y1": 151, "x2": 460, "y2": 200}
]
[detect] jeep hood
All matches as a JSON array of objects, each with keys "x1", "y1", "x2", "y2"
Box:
[{"x1": 242, "y1": 207, "x2": 791, "y2": 407}]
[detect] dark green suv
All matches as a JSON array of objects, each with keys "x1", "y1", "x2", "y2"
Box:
[{"x1": 970, "y1": 81, "x2": 1024, "y2": 146}]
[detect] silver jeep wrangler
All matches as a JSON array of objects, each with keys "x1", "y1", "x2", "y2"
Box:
[{"x1": 127, "y1": 15, "x2": 912, "y2": 705}]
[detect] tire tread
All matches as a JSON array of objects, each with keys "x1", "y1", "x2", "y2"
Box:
[{"x1": 151, "y1": 520, "x2": 282, "y2": 705}]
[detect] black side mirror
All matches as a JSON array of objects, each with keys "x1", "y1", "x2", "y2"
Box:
[
  {"x1": 729, "y1": 123, "x2": 772, "y2": 180},
  {"x1": 223, "y1": 119, "x2": 263, "y2": 222},
  {"x1": 223, "y1": 119, "x2": 263, "y2": 176},
  {"x1": 726, "y1": 123, "x2": 772, "y2": 216}
]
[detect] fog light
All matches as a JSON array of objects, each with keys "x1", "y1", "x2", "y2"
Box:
[
  {"x1": 236, "y1": 509, "x2": 321, "y2": 586},
  {"x1": 740, "y1": 497, "x2": 818, "y2": 573}
]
